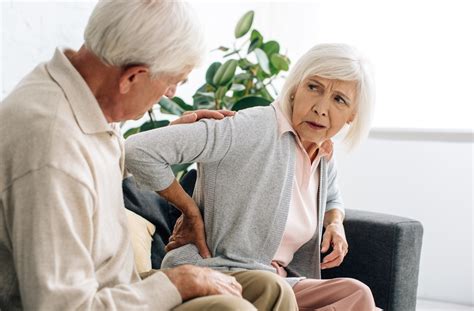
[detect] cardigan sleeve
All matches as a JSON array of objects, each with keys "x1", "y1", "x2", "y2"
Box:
[
  {"x1": 125, "y1": 118, "x2": 233, "y2": 192},
  {"x1": 324, "y1": 157, "x2": 345, "y2": 216}
]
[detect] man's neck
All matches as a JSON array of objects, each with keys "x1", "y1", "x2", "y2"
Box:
[{"x1": 66, "y1": 46, "x2": 121, "y2": 123}]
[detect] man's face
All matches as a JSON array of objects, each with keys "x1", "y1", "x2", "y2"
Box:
[{"x1": 119, "y1": 67, "x2": 191, "y2": 121}]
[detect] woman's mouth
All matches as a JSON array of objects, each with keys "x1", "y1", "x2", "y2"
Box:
[{"x1": 305, "y1": 121, "x2": 327, "y2": 130}]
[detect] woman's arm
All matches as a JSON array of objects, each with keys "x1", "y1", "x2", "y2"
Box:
[
  {"x1": 125, "y1": 120, "x2": 232, "y2": 192},
  {"x1": 125, "y1": 118, "x2": 233, "y2": 257},
  {"x1": 321, "y1": 159, "x2": 348, "y2": 269},
  {"x1": 159, "y1": 179, "x2": 210, "y2": 258}
]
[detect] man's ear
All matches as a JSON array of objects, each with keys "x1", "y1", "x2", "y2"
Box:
[{"x1": 119, "y1": 65, "x2": 150, "y2": 94}]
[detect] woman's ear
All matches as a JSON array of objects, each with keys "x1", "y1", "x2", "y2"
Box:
[
  {"x1": 347, "y1": 111, "x2": 357, "y2": 124},
  {"x1": 119, "y1": 65, "x2": 150, "y2": 94}
]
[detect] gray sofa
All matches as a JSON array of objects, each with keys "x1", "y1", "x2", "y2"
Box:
[
  {"x1": 321, "y1": 209, "x2": 423, "y2": 311},
  {"x1": 123, "y1": 171, "x2": 423, "y2": 311}
]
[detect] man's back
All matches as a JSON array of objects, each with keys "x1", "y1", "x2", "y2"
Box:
[{"x1": 0, "y1": 49, "x2": 143, "y2": 309}]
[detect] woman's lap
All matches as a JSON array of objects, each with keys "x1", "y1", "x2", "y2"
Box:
[{"x1": 293, "y1": 277, "x2": 380, "y2": 311}]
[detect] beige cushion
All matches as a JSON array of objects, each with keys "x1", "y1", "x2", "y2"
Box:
[{"x1": 125, "y1": 209, "x2": 156, "y2": 274}]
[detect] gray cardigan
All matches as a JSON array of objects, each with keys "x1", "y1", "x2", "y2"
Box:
[{"x1": 125, "y1": 105, "x2": 344, "y2": 280}]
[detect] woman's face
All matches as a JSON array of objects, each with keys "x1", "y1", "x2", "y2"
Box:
[{"x1": 291, "y1": 75, "x2": 358, "y2": 147}]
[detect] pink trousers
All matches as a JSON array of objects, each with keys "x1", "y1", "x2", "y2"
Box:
[{"x1": 292, "y1": 278, "x2": 382, "y2": 311}]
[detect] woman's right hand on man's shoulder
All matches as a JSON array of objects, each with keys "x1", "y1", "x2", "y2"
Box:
[{"x1": 162, "y1": 265, "x2": 242, "y2": 301}]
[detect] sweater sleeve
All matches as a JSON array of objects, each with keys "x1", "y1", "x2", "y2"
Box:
[
  {"x1": 7, "y1": 166, "x2": 182, "y2": 311},
  {"x1": 324, "y1": 158, "x2": 345, "y2": 216},
  {"x1": 125, "y1": 119, "x2": 232, "y2": 192}
]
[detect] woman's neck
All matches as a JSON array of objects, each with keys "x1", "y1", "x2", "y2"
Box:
[{"x1": 302, "y1": 140, "x2": 319, "y2": 163}]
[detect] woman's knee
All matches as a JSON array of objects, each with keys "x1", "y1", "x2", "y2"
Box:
[{"x1": 340, "y1": 278, "x2": 376, "y2": 306}]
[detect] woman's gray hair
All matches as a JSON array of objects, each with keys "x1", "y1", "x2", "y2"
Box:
[
  {"x1": 84, "y1": 0, "x2": 206, "y2": 77},
  {"x1": 278, "y1": 43, "x2": 375, "y2": 148}
]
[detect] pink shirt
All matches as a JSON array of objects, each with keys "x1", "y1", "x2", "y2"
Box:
[{"x1": 272, "y1": 103, "x2": 333, "y2": 271}]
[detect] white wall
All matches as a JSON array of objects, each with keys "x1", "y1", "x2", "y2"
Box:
[
  {"x1": 334, "y1": 131, "x2": 473, "y2": 305},
  {"x1": 2, "y1": 0, "x2": 473, "y2": 306}
]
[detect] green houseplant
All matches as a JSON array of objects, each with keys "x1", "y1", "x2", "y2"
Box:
[{"x1": 123, "y1": 10, "x2": 291, "y2": 178}]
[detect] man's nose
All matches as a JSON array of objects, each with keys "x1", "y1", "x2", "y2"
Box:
[{"x1": 165, "y1": 86, "x2": 177, "y2": 98}]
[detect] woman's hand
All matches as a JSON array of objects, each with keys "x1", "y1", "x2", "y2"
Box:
[
  {"x1": 165, "y1": 209, "x2": 211, "y2": 259},
  {"x1": 158, "y1": 180, "x2": 211, "y2": 258},
  {"x1": 320, "y1": 221, "x2": 349, "y2": 270},
  {"x1": 170, "y1": 109, "x2": 235, "y2": 125}
]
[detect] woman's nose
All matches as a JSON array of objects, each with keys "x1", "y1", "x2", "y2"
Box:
[{"x1": 313, "y1": 99, "x2": 329, "y2": 117}]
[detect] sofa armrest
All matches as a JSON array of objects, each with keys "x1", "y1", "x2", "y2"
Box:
[{"x1": 321, "y1": 209, "x2": 423, "y2": 311}]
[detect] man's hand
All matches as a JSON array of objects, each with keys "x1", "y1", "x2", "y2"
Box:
[
  {"x1": 165, "y1": 210, "x2": 211, "y2": 259},
  {"x1": 170, "y1": 109, "x2": 235, "y2": 125},
  {"x1": 320, "y1": 221, "x2": 348, "y2": 270},
  {"x1": 162, "y1": 265, "x2": 242, "y2": 301}
]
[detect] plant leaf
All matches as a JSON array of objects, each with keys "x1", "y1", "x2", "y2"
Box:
[
  {"x1": 231, "y1": 95, "x2": 272, "y2": 111},
  {"x1": 172, "y1": 96, "x2": 193, "y2": 111},
  {"x1": 215, "y1": 86, "x2": 228, "y2": 100},
  {"x1": 234, "y1": 10, "x2": 254, "y2": 38},
  {"x1": 205, "y1": 62, "x2": 221, "y2": 86},
  {"x1": 262, "y1": 41, "x2": 280, "y2": 57},
  {"x1": 270, "y1": 54, "x2": 290, "y2": 71},
  {"x1": 158, "y1": 97, "x2": 184, "y2": 116},
  {"x1": 123, "y1": 127, "x2": 140, "y2": 139},
  {"x1": 213, "y1": 59, "x2": 238, "y2": 86},
  {"x1": 139, "y1": 120, "x2": 170, "y2": 132},
  {"x1": 254, "y1": 48, "x2": 270, "y2": 75},
  {"x1": 247, "y1": 29, "x2": 263, "y2": 54},
  {"x1": 234, "y1": 72, "x2": 252, "y2": 81},
  {"x1": 230, "y1": 84, "x2": 246, "y2": 92},
  {"x1": 238, "y1": 58, "x2": 254, "y2": 70}
]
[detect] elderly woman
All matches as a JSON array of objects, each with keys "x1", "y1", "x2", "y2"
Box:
[{"x1": 125, "y1": 43, "x2": 380, "y2": 310}]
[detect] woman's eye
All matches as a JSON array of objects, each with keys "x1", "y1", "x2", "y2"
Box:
[
  {"x1": 335, "y1": 96, "x2": 347, "y2": 105},
  {"x1": 308, "y1": 83, "x2": 318, "y2": 91}
]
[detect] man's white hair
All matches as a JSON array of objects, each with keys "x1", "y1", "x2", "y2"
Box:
[
  {"x1": 84, "y1": 0, "x2": 206, "y2": 77},
  {"x1": 278, "y1": 43, "x2": 375, "y2": 148}
]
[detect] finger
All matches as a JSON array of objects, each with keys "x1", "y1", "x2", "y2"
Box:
[
  {"x1": 320, "y1": 232, "x2": 332, "y2": 253},
  {"x1": 195, "y1": 239, "x2": 212, "y2": 259},
  {"x1": 321, "y1": 256, "x2": 343, "y2": 270},
  {"x1": 194, "y1": 110, "x2": 225, "y2": 120},
  {"x1": 165, "y1": 240, "x2": 182, "y2": 252},
  {"x1": 322, "y1": 248, "x2": 342, "y2": 263},
  {"x1": 215, "y1": 109, "x2": 235, "y2": 117},
  {"x1": 170, "y1": 113, "x2": 198, "y2": 125}
]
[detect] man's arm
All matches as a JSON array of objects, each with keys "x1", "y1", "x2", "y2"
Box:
[{"x1": 8, "y1": 166, "x2": 182, "y2": 310}]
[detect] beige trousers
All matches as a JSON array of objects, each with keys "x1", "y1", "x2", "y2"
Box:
[
  {"x1": 174, "y1": 270, "x2": 298, "y2": 311},
  {"x1": 293, "y1": 278, "x2": 381, "y2": 311}
]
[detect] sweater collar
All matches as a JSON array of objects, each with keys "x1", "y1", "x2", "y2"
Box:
[{"x1": 46, "y1": 48, "x2": 113, "y2": 135}]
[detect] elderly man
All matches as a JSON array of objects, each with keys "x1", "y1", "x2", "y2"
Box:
[{"x1": 0, "y1": 1, "x2": 297, "y2": 310}]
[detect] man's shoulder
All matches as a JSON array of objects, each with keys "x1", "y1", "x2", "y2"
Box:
[{"x1": 0, "y1": 67, "x2": 92, "y2": 191}]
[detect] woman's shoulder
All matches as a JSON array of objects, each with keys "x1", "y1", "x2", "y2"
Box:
[{"x1": 231, "y1": 105, "x2": 277, "y2": 133}]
